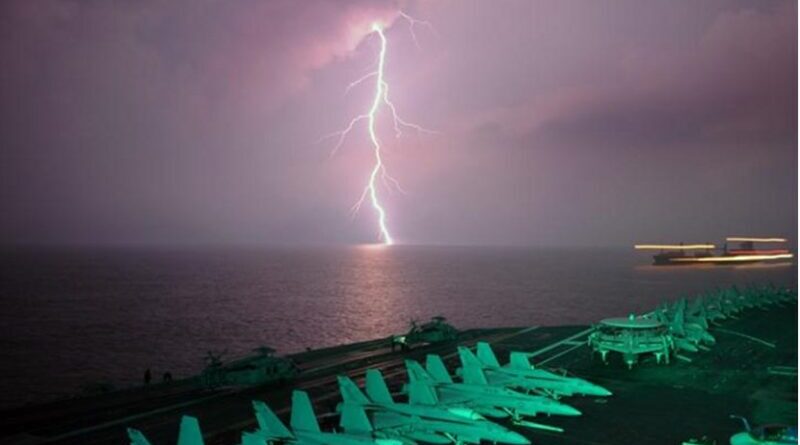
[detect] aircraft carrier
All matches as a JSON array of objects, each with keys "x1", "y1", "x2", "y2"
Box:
[{"x1": 2, "y1": 287, "x2": 797, "y2": 445}]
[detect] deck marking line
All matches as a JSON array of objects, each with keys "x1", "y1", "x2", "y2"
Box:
[
  {"x1": 537, "y1": 341, "x2": 586, "y2": 366},
  {"x1": 528, "y1": 327, "x2": 593, "y2": 358},
  {"x1": 711, "y1": 327, "x2": 776, "y2": 348}
]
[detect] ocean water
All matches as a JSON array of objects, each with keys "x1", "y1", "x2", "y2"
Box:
[{"x1": 0, "y1": 245, "x2": 795, "y2": 408}]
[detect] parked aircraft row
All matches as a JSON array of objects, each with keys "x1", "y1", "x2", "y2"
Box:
[
  {"x1": 653, "y1": 284, "x2": 796, "y2": 355},
  {"x1": 128, "y1": 342, "x2": 611, "y2": 445}
]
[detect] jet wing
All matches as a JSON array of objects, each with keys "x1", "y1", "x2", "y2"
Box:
[
  {"x1": 372, "y1": 411, "x2": 419, "y2": 430},
  {"x1": 483, "y1": 369, "x2": 542, "y2": 391},
  {"x1": 433, "y1": 386, "x2": 475, "y2": 405},
  {"x1": 433, "y1": 387, "x2": 509, "y2": 418},
  {"x1": 371, "y1": 412, "x2": 450, "y2": 445}
]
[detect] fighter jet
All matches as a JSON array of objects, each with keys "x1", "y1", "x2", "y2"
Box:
[
  {"x1": 458, "y1": 343, "x2": 611, "y2": 399},
  {"x1": 245, "y1": 390, "x2": 405, "y2": 445},
  {"x1": 410, "y1": 357, "x2": 579, "y2": 417},
  {"x1": 128, "y1": 416, "x2": 204, "y2": 445},
  {"x1": 405, "y1": 357, "x2": 579, "y2": 432},
  {"x1": 337, "y1": 369, "x2": 530, "y2": 445},
  {"x1": 655, "y1": 299, "x2": 716, "y2": 353}
]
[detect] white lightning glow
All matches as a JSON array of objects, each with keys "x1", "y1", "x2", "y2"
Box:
[
  {"x1": 365, "y1": 24, "x2": 393, "y2": 244},
  {"x1": 321, "y1": 19, "x2": 435, "y2": 245}
]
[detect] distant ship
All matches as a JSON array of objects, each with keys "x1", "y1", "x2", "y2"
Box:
[{"x1": 635, "y1": 237, "x2": 794, "y2": 266}]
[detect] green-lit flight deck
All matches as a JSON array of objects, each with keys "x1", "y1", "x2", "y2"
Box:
[{"x1": 2, "y1": 289, "x2": 796, "y2": 445}]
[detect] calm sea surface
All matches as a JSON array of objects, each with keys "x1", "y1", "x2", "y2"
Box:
[{"x1": 0, "y1": 245, "x2": 795, "y2": 408}]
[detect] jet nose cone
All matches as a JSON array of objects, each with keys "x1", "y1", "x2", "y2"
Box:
[
  {"x1": 583, "y1": 383, "x2": 612, "y2": 397},
  {"x1": 557, "y1": 403, "x2": 582, "y2": 416},
  {"x1": 593, "y1": 386, "x2": 613, "y2": 397}
]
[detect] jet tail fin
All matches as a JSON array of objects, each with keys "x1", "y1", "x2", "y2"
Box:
[
  {"x1": 476, "y1": 342, "x2": 501, "y2": 367},
  {"x1": 338, "y1": 375, "x2": 372, "y2": 405},
  {"x1": 365, "y1": 369, "x2": 394, "y2": 404},
  {"x1": 177, "y1": 416, "x2": 205, "y2": 445},
  {"x1": 406, "y1": 359, "x2": 437, "y2": 385},
  {"x1": 671, "y1": 301, "x2": 687, "y2": 336},
  {"x1": 460, "y1": 361, "x2": 489, "y2": 385},
  {"x1": 509, "y1": 352, "x2": 534, "y2": 370},
  {"x1": 425, "y1": 354, "x2": 454, "y2": 384},
  {"x1": 407, "y1": 381, "x2": 439, "y2": 405},
  {"x1": 291, "y1": 390, "x2": 321, "y2": 433},
  {"x1": 458, "y1": 346, "x2": 490, "y2": 385},
  {"x1": 241, "y1": 432, "x2": 266, "y2": 445},
  {"x1": 339, "y1": 403, "x2": 374, "y2": 434},
  {"x1": 252, "y1": 400, "x2": 293, "y2": 439},
  {"x1": 127, "y1": 428, "x2": 153, "y2": 445},
  {"x1": 458, "y1": 346, "x2": 483, "y2": 368}
]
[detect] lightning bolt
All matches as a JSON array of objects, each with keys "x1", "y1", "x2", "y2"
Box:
[
  {"x1": 321, "y1": 19, "x2": 435, "y2": 245},
  {"x1": 361, "y1": 23, "x2": 394, "y2": 244}
]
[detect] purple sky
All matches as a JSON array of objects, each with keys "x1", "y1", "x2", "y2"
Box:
[{"x1": 1, "y1": 0, "x2": 796, "y2": 246}]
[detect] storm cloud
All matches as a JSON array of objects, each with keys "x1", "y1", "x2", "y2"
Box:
[{"x1": 0, "y1": 0, "x2": 795, "y2": 246}]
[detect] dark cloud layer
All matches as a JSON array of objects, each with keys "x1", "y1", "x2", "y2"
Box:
[{"x1": 0, "y1": 0, "x2": 796, "y2": 246}]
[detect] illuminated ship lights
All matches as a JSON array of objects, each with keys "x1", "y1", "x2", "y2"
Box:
[
  {"x1": 635, "y1": 236, "x2": 794, "y2": 265},
  {"x1": 727, "y1": 249, "x2": 790, "y2": 255},
  {"x1": 726, "y1": 237, "x2": 788, "y2": 243},
  {"x1": 671, "y1": 253, "x2": 794, "y2": 263},
  {"x1": 634, "y1": 244, "x2": 715, "y2": 250}
]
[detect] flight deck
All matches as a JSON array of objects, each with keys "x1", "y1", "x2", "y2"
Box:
[{"x1": 2, "y1": 294, "x2": 796, "y2": 445}]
